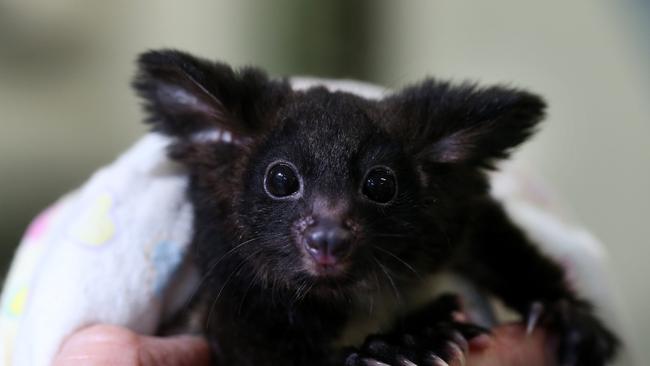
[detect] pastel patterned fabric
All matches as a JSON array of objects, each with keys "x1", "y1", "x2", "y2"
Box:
[
  {"x1": 0, "y1": 79, "x2": 628, "y2": 365},
  {"x1": 0, "y1": 134, "x2": 197, "y2": 366}
]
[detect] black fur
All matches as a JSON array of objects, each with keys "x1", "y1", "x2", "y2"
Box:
[{"x1": 133, "y1": 49, "x2": 619, "y2": 366}]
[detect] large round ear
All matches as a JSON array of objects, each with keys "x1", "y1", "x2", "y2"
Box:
[
  {"x1": 382, "y1": 80, "x2": 546, "y2": 169},
  {"x1": 132, "y1": 49, "x2": 291, "y2": 149}
]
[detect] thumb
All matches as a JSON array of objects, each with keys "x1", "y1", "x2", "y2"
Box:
[
  {"x1": 139, "y1": 333, "x2": 212, "y2": 366},
  {"x1": 53, "y1": 324, "x2": 212, "y2": 366}
]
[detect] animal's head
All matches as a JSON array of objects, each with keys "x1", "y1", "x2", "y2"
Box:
[{"x1": 134, "y1": 50, "x2": 545, "y2": 300}]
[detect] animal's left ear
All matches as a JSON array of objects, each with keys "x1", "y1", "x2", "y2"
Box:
[
  {"x1": 132, "y1": 49, "x2": 290, "y2": 147},
  {"x1": 383, "y1": 80, "x2": 546, "y2": 168}
]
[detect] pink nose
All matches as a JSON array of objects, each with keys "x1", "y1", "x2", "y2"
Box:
[{"x1": 304, "y1": 220, "x2": 352, "y2": 265}]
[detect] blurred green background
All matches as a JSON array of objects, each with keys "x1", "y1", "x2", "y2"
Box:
[{"x1": 0, "y1": 1, "x2": 647, "y2": 364}]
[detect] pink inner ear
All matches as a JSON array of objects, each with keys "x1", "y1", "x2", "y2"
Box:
[
  {"x1": 430, "y1": 134, "x2": 469, "y2": 163},
  {"x1": 157, "y1": 83, "x2": 218, "y2": 116},
  {"x1": 192, "y1": 128, "x2": 230, "y2": 144},
  {"x1": 428, "y1": 130, "x2": 476, "y2": 163},
  {"x1": 191, "y1": 128, "x2": 223, "y2": 143},
  {"x1": 190, "y1": 128, "x2": 241, "y2": 145},
  {"x1": 427, "y1": 124, "x2": 491, "y2": 163}
]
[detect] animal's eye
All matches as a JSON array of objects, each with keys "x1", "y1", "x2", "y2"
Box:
[
  {"x1": 362, "y1": 167, "x2": 397, "y2": 204},
  {"x1": 265, "y1": 162, "x2": 300, "y2": 198}
]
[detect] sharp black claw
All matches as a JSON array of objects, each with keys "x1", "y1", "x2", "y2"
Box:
[
  {"x1": 445, "y1": 341, "x2": 466, "y2": 366},
  {"x1": 450, "y1": 330, "x2": 468, "y2": 353},
  {"x1": 344, "y1": 352, "x2": 361, "y2": 366},
  {"x1": 526, "y1": 301, "x2": 544, "y2": 335}
]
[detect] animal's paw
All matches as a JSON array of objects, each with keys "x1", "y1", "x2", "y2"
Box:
[
  {"x1": 527, "y1": 299, "x2": 619, "y2": 366},
  {"x1": 344, "y1": 321, "x2": 483, "y2": 366},
  {"x1": 344, "y1": 294, "x2": 488, "y2": 366}
]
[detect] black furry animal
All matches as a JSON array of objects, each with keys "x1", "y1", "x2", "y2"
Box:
[{"x1": 133, "y1": 49, "x2": 619, "y2": 366}]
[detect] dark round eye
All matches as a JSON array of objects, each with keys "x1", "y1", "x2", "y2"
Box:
[
  {"x1": 362, "y1": 167, "x2": 397, "y2": 204},
  {"x1": 265, "y1": 163, "x2": 300, "y2": 198}
]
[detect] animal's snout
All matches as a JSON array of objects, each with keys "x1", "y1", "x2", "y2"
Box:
[{"x1": 304, "y1": 219, "x2": 352, "y2": 265}]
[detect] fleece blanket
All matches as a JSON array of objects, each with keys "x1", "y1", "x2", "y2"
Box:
[{"x1": 0, "y1": 78, "x2": 627, "y2": 366}]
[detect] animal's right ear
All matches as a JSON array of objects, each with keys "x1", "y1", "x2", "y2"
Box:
[{"x1": 133, "y1": 50, "x2": 290, "y2": 147}]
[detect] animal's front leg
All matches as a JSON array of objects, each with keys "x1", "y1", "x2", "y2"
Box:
[
  {"x1": 455, "y1": 200, "x2": 619, "y2": 365},
  {"x1": 345, "y1": 294, "x2": 488, "y2": 366}
]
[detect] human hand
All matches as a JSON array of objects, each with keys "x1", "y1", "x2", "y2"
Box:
[
  {"x1": 53, "y1": 324, "x2": 211, "y2": 366},
  {"x1": 53, "y1": 323, "x2": 552, "y2": 366},
  {"x1": 466, "y1": 324, "x2": 555, "y2": 366}
]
